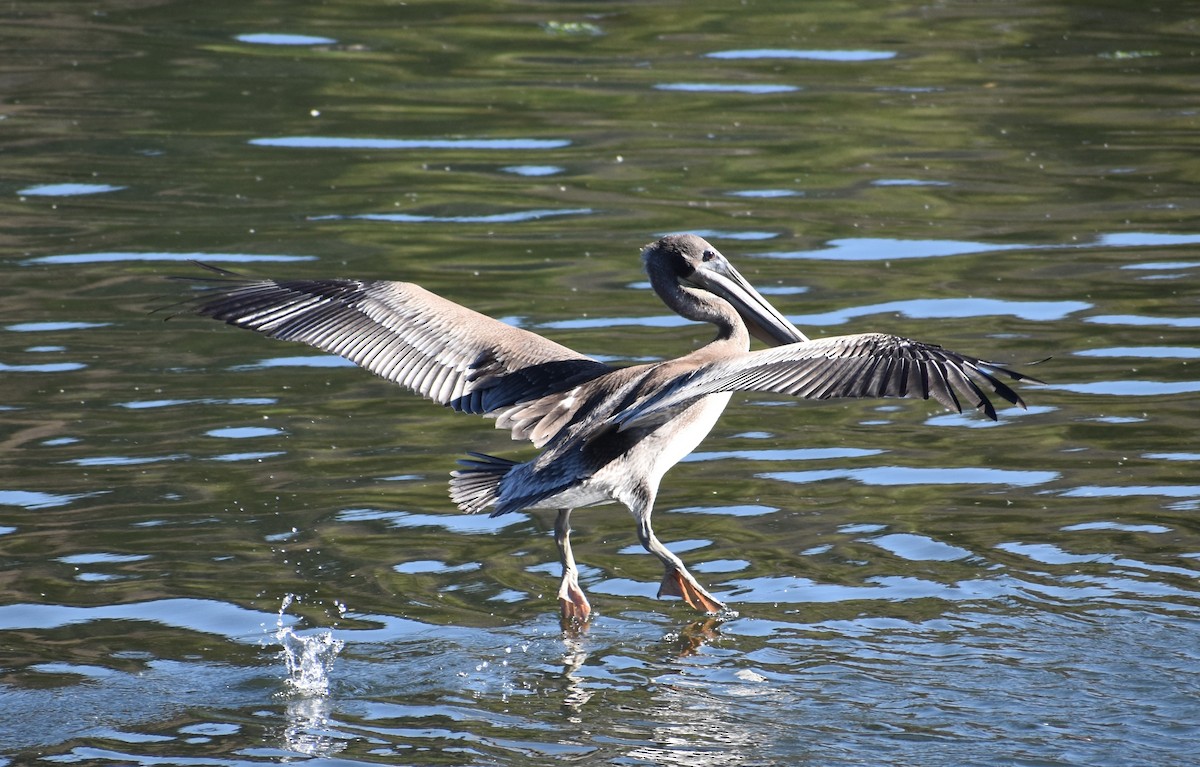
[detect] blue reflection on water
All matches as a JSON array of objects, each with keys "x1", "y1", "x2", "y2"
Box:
[
  {"x1": 337, "y1": 507, "x2": 527, "y2": 534},
  {"x1": 654, "y1": 83, "x2": 800, "y2": 94},
  {"x1": 1143, "y1": 452, "x2": 1200, "y2": 462},
  {"x1": 726, "y1": 189, "x2": 801, "y2": 198},
  {"x1": 1122, "y1": 260, "x2": 1200, "y2": 271},
  {"x1": 1047, "y1": 380, "x2": 1200, "y2": 396},
  {"x1": 65, "y1": 455, "x2": 188, "y2": 467},
  {"x1": 210, "y1": 451, "x2": 285, "y2": 462},
  {"x1": 867, "y1": 533, "x2": 973, "y2": 562},
  {"x1": 331, "y1": 208, "x2": 593, "y2": 224},
  {"x1": 6, "y1": 321, "x2": 109, "y2": 332},
  {"x1": 871, "y1": 178, "x2": 952, "y2": 187},
  {"x1": 115, "y1": 397, "x2": 276, "y2": 409},
  {"x1": 235, "y1": 355, "x2": 355, "y2": 369},
  {"x1": 1076, "y1": 346, "x2": 1200, "y2": 359},
  {"x1": 206, "y1": 426, "x2": 284, "y2": 439},
  {"x1": 500, "y1": 165, "x2": 564, "y2": 176},
  {"x1": 1061, "y1": 485, "x2": 1200, "y2": 498},
  {"x1": 59, "y1": 553, "x2": 150, "y2": 565},
  {"x1": 251, "y1": 137, "x2": 571, "y2": 150},
  {"x1": 670, "y1": 229, "x2": 781, "y2": 241},
  {"x1": 688, "y1": 447, "x2": 882, "y2": 462},
  {"x1": 17, "y1": 183, "x2": 126, "y2": 196},
  {"x1": 0, "y1": 490, "x2": 92, "y2": 509},
  {"x1": 1098, "y1": 232, "x2": 1200, "y2": 247},
  {"x1": 763, "y1": 466, "x2": 1059, "y2": 487},
  {"x1": 235, "y1": 33, "x2": 336, "y2": 45},
  {"x1": 0, "y1": 598, "x2": 294, "y2": 640},
  {"x1": 1085, "y1": 314, "x2": 1200, "y2": 328},
  {"x1": 759, "y1": 237, "x2": 1030, "y2": 261},
  {"x1": 394, "y1": 560, "x2": 481, "y2": 575},
  {"x1": 754, "y1": 231, "x2": 1200, "y2": 262},
  {"x1": 725, "y1": 573, "x2": 1023, "y2": 604},
  {"x1": 0, "y1": 361, "x2": 86, "y2": 372},
  {"x1": 708, "y1": 49, "x2": 896, "y2": 61},
  {"x1": 793, "y1": 296, "x2": 1089, "y2": 325},
  {"x1": 1061, "y1": 521, "x2": 1172, "y2": 533},
  {"x1": 23, "y1": 252, "x2": 316, "y2": 265},
  {"x1": 672, "y1": 504, "x2": 778, "y2": 517}
]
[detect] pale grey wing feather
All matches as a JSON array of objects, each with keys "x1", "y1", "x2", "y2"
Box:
[
  {"x1": 614, "y1": 332, "x2": 1039, "y2": 427},
  {"x1": 191, "y1": 277, "x2": 612, "y2": 422}
]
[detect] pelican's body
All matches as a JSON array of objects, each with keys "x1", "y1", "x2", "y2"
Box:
[{"x1": 190, "y1": 234, "x2": 1036, "y2": 622}]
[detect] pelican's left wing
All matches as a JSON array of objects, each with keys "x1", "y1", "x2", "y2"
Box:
[{"x1": 613, "y1": 332, "x2": 1041, "y2": 427}]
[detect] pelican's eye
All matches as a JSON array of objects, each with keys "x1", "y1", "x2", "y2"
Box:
[{"x1": 701, "y1": 249, "x2": 718, "y2": 263}]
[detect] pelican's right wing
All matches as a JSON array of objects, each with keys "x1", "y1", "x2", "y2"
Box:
[
  {"x1": 613, "y1": 332, "x2": 1041, "y2": 427},
  {"x1": 189, "y1": 275, "x2": 613, "y2": 418}
]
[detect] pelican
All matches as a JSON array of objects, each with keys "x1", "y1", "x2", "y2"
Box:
[{"x1": 187, "y1": 234, "x2": 1036, "y2": 623}]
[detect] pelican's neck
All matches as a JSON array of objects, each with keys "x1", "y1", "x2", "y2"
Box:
[{"x1": 653, "y1": 275, "x2": 750, "y2": 349}]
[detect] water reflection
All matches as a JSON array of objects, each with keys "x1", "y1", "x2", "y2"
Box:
[
  {"x1": 764, "y1": 466, "x2": 1059, "y2": 487},
  {"x1": 1085, "y1": 314, "x2": 1200, "y2": 328},
  {"x1": 6, "y1": 321, "x2": 110, "y2": 332},
  {"x1": 0, "y1": 489, "x2": 92, "y2": 509},
  {"x1": 17, "y1": 183, "x2": 126, "y2": 196},
  {"x1": 760, "y1": 237, "x2": 1030, "y2": 261},
  {"x1": 235, "y1": 33, "x2": 337, "y2": 46},
  {"x1": 1076, "y1": 346, "x2": 1200, "y2": 359},
  {"x1": 788, "y1": 296, "x2": 1090, "y2": 326},
  {"x1": 250, "y1": 137, "x2": 572, "y2": 150},
  {"x1": 23, "y1": 252, "x2": 316, "y2": 265},
  {"x1": 654, "y1": 83, "x2": 800, "y2": 94},
  {"x1": 0, "y1": 598, "x2": 293, "y2": 638},
  {"x1": 1048, "y1": 380, "x2": 1200, "y2": 396},
  {"x1": 281, "y1": 696, "x2": 345, "y2": 758},
  {"x1": 6, "y1": 0, "x2": 1200, "y2": 763},
  {"x1": 0, "y1": 360, "x2": 87, "y2": 372},
  {"x1": 500, "y1": 165, "x2": 564, "y2": 176},
  {"x1": 559, "y1": 634, "x2": 593, "y2": 713},
  {"x1": 707, "y1": 48, "x2": 897, "y2": 61},
  {"x1": 329, "y1": 207, "x2": 593, "y2": 224},
  {"x1": 114, "y1": 397, "x2": 277, "y2": 409},
  {"x1": 756, "y1": 232, "x2": 1200, "y2": 261},
  {"x1": 339, "y1": 507, "x2": 527, "y2": 535},
  {"x1": 725, "y1": 189, "x2": 800, "y2": 198}
]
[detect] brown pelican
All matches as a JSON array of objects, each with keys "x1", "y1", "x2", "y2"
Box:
[{"x1": 187, "y1": 234, "x2": 1036, "y2": 623}]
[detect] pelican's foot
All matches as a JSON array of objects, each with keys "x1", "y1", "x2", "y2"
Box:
[
  {"x1": 558, "y1": 577, "x2": 592, "y2": 626},
  {"x1": 658, "y1": 569, "x2": 725, "y2": 614}
]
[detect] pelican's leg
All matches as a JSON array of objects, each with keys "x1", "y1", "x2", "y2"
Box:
[
  {"x1": 635, "y1": 513, "x2": 725, "y2": 614},
  {"x1": 555, "y1": 508, "x2": 591, "y2": 624}
]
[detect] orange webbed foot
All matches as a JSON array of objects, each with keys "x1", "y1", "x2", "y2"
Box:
[
  {"x1": 558, "y1": 576, "x2": 592, "y2": 627},
  {"x1": 658, "y1": 569, "x2": 725, "y2": 614}
]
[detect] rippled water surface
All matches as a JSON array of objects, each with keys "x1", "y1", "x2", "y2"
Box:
[{"x1": 3, "y1": 2, "x2": 1199, "y2": 765}]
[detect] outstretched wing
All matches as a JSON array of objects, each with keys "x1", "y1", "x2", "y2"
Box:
[
  {"x1": 613, "y1": 332, "x2": 1041, "y2": 427},
  {"x1": 189, "y1": 275, "x2": 612, "y2": 422}
]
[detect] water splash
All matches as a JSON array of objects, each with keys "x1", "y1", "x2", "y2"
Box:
[{"x1": 273, "y1": 595, "x2": 345, "y2": 697}]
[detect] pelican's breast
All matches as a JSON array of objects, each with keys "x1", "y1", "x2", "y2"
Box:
[{"x1": 637, "y1": 391, "x2": 733, "y2": 487}]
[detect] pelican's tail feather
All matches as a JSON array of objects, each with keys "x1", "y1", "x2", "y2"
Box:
[{"x1": 449, "y1": 452, "x2": 517, "y2": 515}]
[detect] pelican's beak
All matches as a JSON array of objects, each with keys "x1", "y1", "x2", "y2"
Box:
[{"x1": 687, "y1": 261, "x2": 809, "y2": 346}]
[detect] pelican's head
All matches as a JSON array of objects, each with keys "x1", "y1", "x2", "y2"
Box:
[{"x1": 642, "y1": 234, "x2": 808, "y2": 346}]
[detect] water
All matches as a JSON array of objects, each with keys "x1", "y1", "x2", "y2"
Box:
[
  {"x1": 275, "y1": 594, "x2": 345, "y2": 697},
  {"x1": 2, "y1": 1, "x2": 1199, "y2": 764}
]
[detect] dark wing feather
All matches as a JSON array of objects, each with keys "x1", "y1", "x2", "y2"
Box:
[
  {"x1": 614, "y1": 332, "x2": 1041, "y2": 427},
  {"x1": 190, "y1": 277, "x2": 612, "y2": 424}
]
